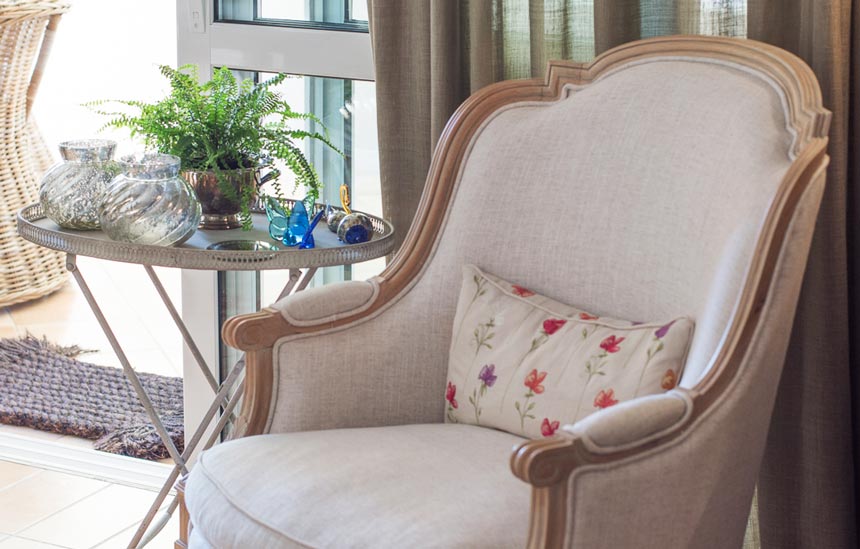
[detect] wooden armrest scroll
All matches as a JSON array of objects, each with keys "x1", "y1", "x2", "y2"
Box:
[{"x1": 222, "y1": 308, "x2": 291, "y2": 351}]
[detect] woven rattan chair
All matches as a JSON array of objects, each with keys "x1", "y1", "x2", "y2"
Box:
[{"x1": 0, "y1": 0, "x2": 68, "y2": 307}]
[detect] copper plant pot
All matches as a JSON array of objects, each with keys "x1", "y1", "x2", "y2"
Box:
[{"x1": 181, "y1": 168, "x2": 258, "y2": 230}]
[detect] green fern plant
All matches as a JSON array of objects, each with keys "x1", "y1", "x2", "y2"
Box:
[{"x1": 89, "y1": 65, "x2": 339, "y2": 228}]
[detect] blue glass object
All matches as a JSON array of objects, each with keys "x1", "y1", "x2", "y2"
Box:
[
  {"x1": 285, "y1": 200, "x2": 310, "y2": 247},
  {"x1": 337, "y1": 212, "x2": 373, "y2": 244},
  {"x1": 299, "y1": 209, "x2": 325, "y2": 249},
  {"x1": 265, "y1": 196, "x2": 287, "y2": 222},
  {"x1": 268, "y1": 215, "x2": 288, "y2": 241}
]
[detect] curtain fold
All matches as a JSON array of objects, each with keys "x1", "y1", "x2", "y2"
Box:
[
  {"x1": 747, "y1": 3, "x2": 857, "y2": 547},
  {"x1": 368, "y1": 1, "x2": 859, "y2": 545}
]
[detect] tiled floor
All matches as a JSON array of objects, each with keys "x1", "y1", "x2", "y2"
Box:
[
  {"x1": 0, "y1": 460, "x2": 178, "y2": 548},
  {"x1": 0, "y1": 257, "x2": 184, "y2": 547}
]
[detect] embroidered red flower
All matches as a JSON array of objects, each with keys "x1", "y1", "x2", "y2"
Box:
[
  {"x1": 542, "y1": 318, "x2": 567, "y2": 335},
  {"x1": 579, "y1": 312, "x2": 599, "y2": 321},
  {"x1": 600, "y1": 335, "x2": 625, "y2": 353},
  {"x1": 512, "y1": 285, "x2": 535, "y2": 297},
  {"x1": 661, "y1": 370, "x2": 677, "y2": 390},
  {"x1": 541, "y1": 418, "x2": 560, "y2": 437},
  {"x1": 594, "y1": 389, "x2": 619, "y2": 409},
  {"x1": 524, "y1": 369, "x2": 548, "y2": 394},
  {"x1": 446, "y1": 381, "x2": 458, "y2": 409}
]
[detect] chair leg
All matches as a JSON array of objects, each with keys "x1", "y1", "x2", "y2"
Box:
[{"x1": 175, "y1": 476, "x2": 191, "y2": 549}]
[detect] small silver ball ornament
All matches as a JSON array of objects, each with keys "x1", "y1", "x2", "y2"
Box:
[{"x1": 327, "y1": 210, "x2": 346, "y2": 233}]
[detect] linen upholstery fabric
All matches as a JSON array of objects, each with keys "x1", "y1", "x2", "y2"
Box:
[
  {"x1": 445, "y1": 264, "x2": 694, "y2": 438},
  {"x1": 267, "y1": 57, "x2": 794, "y2": 435},
  {"x1": 563, "y1": 167, "x2": 826, "y2": 548},
  {"x1": 566, "y1": 391, "x2": 692, "y2": 452},
  {"x1": 185, "y1": 424, "x2": 530, "y2": 549},
  {"x1": 272, "y1": 280, "x2": 378, "y2": 326}
]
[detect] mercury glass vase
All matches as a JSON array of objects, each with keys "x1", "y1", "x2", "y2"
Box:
[
  {"x1": 39, "y1": 139, "x2": 118, "y2": 230},
  {"x1": 99, "y1": 154, "x2": 201, "y2": 246}
]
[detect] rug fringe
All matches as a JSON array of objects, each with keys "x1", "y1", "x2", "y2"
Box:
[{"x1": 0, "y1": 334, "x2": 94, "y2": 361}]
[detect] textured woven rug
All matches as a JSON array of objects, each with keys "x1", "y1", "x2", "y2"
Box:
[{"x1": 0, "y1": 336, "x2": 183, "y2": 460}]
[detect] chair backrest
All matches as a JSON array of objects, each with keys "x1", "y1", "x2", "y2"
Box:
[{"x1": 386, "y1": 36, "x2": 829, "y2": 395}]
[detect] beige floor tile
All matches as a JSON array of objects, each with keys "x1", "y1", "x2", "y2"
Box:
[
  {"x1": 18, "y1": 484, "x2": 158, "y2": 549},
  {"x1": 0, "y1": 471, "x2": 107, "y2": 535},
  {"x1": 0, "y1": 425, "x2": 64, "y2": 442},
  {"x1": 93, "y1": 510, "x2": 179, "y2": 549},
  {"x1": 0, "y1": 537, "x2": 68, "y2": 548},
  {"x1": 0, "y1": 326, "x2": 19, "y2": 339},
  {"x1": 0, "y1": 461, "x2": 40, "y2": 491}
]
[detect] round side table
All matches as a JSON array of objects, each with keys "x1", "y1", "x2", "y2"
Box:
[{"x1": 17, "y1": 202, "x2": 395, "y2": 547}]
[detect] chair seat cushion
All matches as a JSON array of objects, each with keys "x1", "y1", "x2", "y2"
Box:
[{"x1": 185, "y1": 424, "x2": 531, "y2": 548}]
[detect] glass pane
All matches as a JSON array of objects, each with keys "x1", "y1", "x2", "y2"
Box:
[
  {"x1": 218, "y1": 0, "x2": 368, "y2": 28},
  {"x1": 256, "y1": 72, "x2": 383, "y2": 305}
]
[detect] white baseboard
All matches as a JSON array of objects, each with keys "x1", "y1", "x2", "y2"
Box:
[{"x1": 0, "y1": 431, "x2": 173, "y2": 491}]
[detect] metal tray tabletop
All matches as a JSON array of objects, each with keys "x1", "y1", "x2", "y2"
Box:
[{"x1": 17, "y1": 203, "x2": 395, "y2": 271}]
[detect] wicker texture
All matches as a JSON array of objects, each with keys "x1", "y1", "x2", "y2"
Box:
[{"x1": 0, "y1": 0, "x2": 69, "y2": 307}]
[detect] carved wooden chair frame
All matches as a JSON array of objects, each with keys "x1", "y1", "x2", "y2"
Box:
[{"x1": 177, "y1": 35, "x2": 830, "y2": 548}]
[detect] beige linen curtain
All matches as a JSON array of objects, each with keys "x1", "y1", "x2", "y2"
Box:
[{"x1": 368, "y1": 1, "x2": 859, "y2": 547}]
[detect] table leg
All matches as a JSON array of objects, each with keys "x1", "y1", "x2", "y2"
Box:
[
  {"x1": 130, "y1": 378, "x2": 246, "y2": 549},
  {"x1": 64, "y1": 254, "x2": 248, "y2": 549},
  {"x1": 144, "y1": 265, "x2": 218, "y2": 393},
  {"x1": 294, "y1": 267, "x2": 318, "y2": 293},
  {"x1": 276, "y1": 268, "x2": 303, "y2": 301},
  {"x1": 65, "y1": 254, "x2": 187, "y2": 472}
]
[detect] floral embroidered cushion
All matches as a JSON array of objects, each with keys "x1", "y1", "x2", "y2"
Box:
[{"x1": 445, "y1": 265, "x2": 695, "y2": 439}]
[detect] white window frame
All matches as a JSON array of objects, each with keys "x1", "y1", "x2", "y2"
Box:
[{"x1": 175, "y1": 0, "x2": 374, "y2": 445}]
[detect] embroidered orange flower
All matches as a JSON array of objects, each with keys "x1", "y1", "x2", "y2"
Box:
[
  {"x1": 446, "y1": 381, "x2": 458, "y2": 409},
  {"x1": 542, "y1": 318, "x2": 567, "y2": 335},
  {"x1": 524, "y1": 369, "x2": 548, "y2": 394},
  {"x1": 541, "y1": 418, "x2": 560, "y2": 437},
  {"x1": 512, "y1": 285, "x2": 535, "y2": 297},
  {"x1": 599, "y1": 335, "x2": 625, "y2": 353},
  {"x1": 661, "y1": 370, "x2": 677, "y2": 390},
  {"x1": 579, "y1": 312, "x2": 599, "y2": 321},
  {"x1": 594, "y1": 389, "x2": 619, "y2": 409}
]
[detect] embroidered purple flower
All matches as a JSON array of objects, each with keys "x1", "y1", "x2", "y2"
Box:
[
  {"x1": 470, "y1": 364, "x2": 498, "y2": 424},
  {"x1": 478, "y1": 364, "x2": 497, "y2": 387},
  {"x1": 655, "y1": 320, "x2": 676, "y2": 339}
]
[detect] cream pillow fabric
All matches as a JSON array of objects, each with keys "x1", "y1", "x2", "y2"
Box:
[{"x1": 445, "y1": 265, "x2": 695, "y2": 438}]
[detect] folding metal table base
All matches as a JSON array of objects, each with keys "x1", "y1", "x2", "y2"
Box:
[{"x1": 65, "y1": 253, "x2": 317, "y2": 548}]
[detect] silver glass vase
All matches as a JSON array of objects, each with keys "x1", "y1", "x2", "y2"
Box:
[
  {"x1": 39, "y1": 139, "x2": 118, "y2": 230},
  {"x1": 99, "y1": 154, "x2": 201, "y2": 246}
]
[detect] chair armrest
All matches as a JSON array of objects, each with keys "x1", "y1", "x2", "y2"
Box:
[
  {"x1": 510, "y1": 391, "x2": 693, "y2": 548},
  {"x1": 223, "y1": 278, "x2": 447, "y2": 436},
  {"x1": 222, "y1": 280, "x2": 380, "y2": 351},
  {"x1": 273, "y1": 279, "x2": 380, "y2": 327}
]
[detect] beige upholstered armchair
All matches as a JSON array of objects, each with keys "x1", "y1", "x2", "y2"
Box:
[{"x1": 179, "y1": 36, "x2": 830, "y2": 548}]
